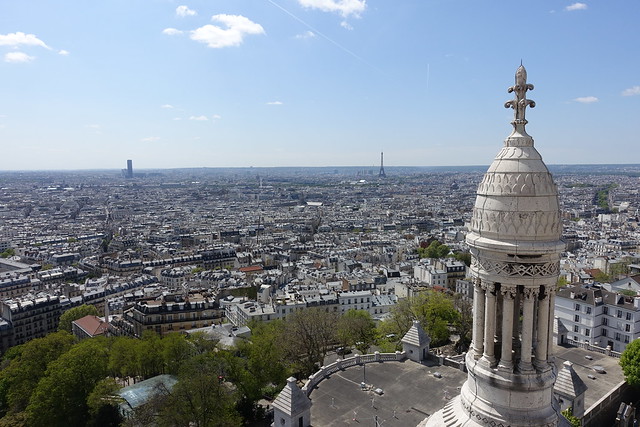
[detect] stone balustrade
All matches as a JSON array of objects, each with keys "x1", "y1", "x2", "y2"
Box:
[{"x1": 301, "y1": 351, "x2": 407, "y2": 396}]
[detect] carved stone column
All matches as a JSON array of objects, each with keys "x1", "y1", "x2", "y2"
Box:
[
  {"x1": 519, "y1": 287, "x2": 538, "y2": 372},
  {"x1": 482, "y1": 282, "x2": 497, "y2": 366},
  {"x1": 547, "y1": 287, "x2": 556, "y2": 357},
  {"x1": 535, "y1": 286, "x2": 550, "y2": 369},
  {"x1": 472, "y1": 279, "x2": 486, "y2": 359},
  {"x1": 498, "y1": 285, "x2": 516, "y2": 371}
]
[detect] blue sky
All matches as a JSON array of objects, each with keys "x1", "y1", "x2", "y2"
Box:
[{"x1": 1, "y1": 1, "x2": 639, "y2": 170}]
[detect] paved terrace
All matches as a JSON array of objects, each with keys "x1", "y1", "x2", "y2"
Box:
[
  {"x1": 308, "y1": 344, "x2": 625, "y2": 426},
  {"x1": 309, "y1": 359, "x2": 467, "y2": 426}
]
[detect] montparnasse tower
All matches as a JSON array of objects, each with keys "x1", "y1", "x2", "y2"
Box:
[{"x1": 423, "y1": 65, "x2": 568, "y2": 427}]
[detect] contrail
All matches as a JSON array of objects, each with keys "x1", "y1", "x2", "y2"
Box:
[{"x1": 266, "y1": 0, "x2": 382, "y2": 72}]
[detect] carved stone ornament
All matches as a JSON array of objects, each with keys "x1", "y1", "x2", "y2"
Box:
[
  {"x1": 473, "y1": 257, "x2": 560, "y2": 278},
  {"x1": 500, "y1": 285, "x2": 517, "y2": 299},
  {"x1": 504, "y1": 64, "x2": 535, "y2": 128},
  {"x1": 523, "y1": 287, "x2": 539, "y2": 300}
]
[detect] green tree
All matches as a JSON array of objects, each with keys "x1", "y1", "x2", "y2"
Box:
[
  {"x1": 0, "y1": 331, "x2": 75, "y2": 417},
  {"x1": 281, "y1": 308, "x2": 338, "y2": 376},
  {"x1": 161, "y1": 354, "x2": 241, "y2": 427},
  {"x1": 453, "y1": 294, "x2": 473, "y2": 352},
  {"x1": 561, "y1": 407, "x2": 581, "y2": 427},
  {"x1": 58, "y1": 304, "x2": 99, "y2": 332},
  {"x1": 337, "y1": 310, "x2": 377, "y2": 353},
  {"x1": 138, "y1": 331, "x2": 164, "y2": 379},
  {"x1": 620, "y1": 339, "x2": 640, "y2": 387},
  {"x1": 162, "y1": 333, "x2": 195, "y2": 375},
  {"x1": 26, "y1": 337, "x2": 110, "y2": 426},
  {"x1": 108, "y1": 336, "x2": 142, "y2": 380},
  {"x1": 418, "y1": 240, "x2": 450, "y2": 259},
  {"x1": 452, "y1": 252, "x2": 471, "y2": 267},
  {"x1": 381, "y1": 290, "x2": 459, "y2": 347},
  {"x1": 0, "y1": 249, "x2": 15, "y2": 259},
  {"x1": 86, "y1": 378, "x2": 123, "y2": 427}
]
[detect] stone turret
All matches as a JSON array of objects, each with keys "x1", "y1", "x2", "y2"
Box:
[
  {"x1": 401, "y1": 320, "x2": 431, "y2": 362},
  {"x1": 272, "y1": 377, "x2": 312, "y2": 427},
  {"x1": 423, "y1": 66, "x2": 569, "y2": 427}
]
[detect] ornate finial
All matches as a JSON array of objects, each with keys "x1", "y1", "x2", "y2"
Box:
[{"x1": 504, "y1": 64, "x2": 535, "y2": 130}]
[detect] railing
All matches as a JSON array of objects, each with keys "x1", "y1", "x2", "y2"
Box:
[
  {"x1": 302, "y1": 351, "x2": 407, "y2": 396},
  {"x1": 565, "y1": 339, "x2": 621, "y2": 358}
]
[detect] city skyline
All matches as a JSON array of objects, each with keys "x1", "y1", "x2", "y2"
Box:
[{"x1": 1, "y1": 1, "x2": 639, "y2": 171}]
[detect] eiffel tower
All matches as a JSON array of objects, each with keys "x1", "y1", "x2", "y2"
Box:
[{"x1": 378, "y1": 151, "x2": 386, "y2": 178}]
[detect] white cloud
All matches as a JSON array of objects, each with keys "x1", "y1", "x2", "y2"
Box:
[
  {"x1": 163, "y1": 28, "x2": 184, "y2": 36},
  {"x1": 85, "y1": 124, "x2": 101, "y2": 129},
  {"x1": 173, "y1": 117, "x2": 182, "y2": 121},
  {"x1": 189, "y1": 115, "x2": 208, "y2": 121},
  {"x1": 574, "y1": 96, "x2": 598, "y2": 103},
  {"x1": 212, "y1": 114, "x2": 222, "y2": 119},
  {"x1": 340, "y1": 21, "x2": 353, "y2": 30},
  {"x1": 266, "y1": 101, "x2": 283, "y2": 105},
  {"x1": 4, "y1": 52, "x2": 34, "y2": 63},
  {"x1": 565, "y1": 2, "x2": 587, "y2": 11},
  {"x1": 161, "y1": 104, "x2": 174, "y2": 109},
  {"x1": 190, "y1": 14, "x2": 265, "y2": 48},
  {"x1": 295, "y1": 30, "x2": 316, "y2": 39},
  {"x1": 141, "y1": 136, "x2": 160, "y2": 142},
  {"x1": 622, "y1": 86, "x2": 640, "y2": 96},
  {"x1": 58, "y1": 49, "x2": 69, "y2": 56},
  {"x1": 298, "y1": 0, "x2": 366, "y2": 18},
  {"x1": 0, "y1": 32, "x2": 50, "y2": 49},
  {"x1": 176, "y1": 5, "x2": 197, "y2": 17}
]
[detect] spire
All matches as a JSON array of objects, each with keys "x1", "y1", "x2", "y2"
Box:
[{"x1": 504, "y1": 64, "x2": 536, "y2": 136}]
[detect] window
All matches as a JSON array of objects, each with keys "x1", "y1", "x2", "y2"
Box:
[
  {"x1": 626, "y1": 312, "x2": 632, "y2": 321},
  {"x1": 617, "y1": 310, "x2": 623, "y2": 318},
  {"x1": 602, "y1": 329, "x2": 607, "y2": 337},
  {"x1": 603, "y1": 306, "x2": 609, "y2": 315},
  {"x1": 626, "y1": 324, "x2": 631, "y2": 332},
  {"x1": 575, "y1": 303, "x2": 581, "y2": 311},
  {"x1": 573, "y1": 325, "x2": 579, "y2": 333},
  {"x1": 585, "y1": 329, "x2": 590, "y2": 337},
  {"x1": 586, "y1": 307, "x2": 592, "y2": 315},
  {"x1": 574, "y1": 315, "x2": 580, "y2": 322},
  {"x1": 602, "y1": 317, "x2": 608, "y2": 326},
  {"x1": 625, "y1": 335, "x2": 630, "y2": 344},
  {"x1": 616, "y1": 333, "x2": 621, "y2": 341}
]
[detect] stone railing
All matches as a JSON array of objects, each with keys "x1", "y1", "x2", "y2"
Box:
[
  {"x1": 302, "y1": 351, "x2": 407, "y2": 396},
  {"x1": 565, "y1": 339, "x2": 621, "y2": 358}
]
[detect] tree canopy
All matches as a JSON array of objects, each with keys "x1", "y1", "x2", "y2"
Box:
[
  {"x1": 337, "y1": 310, "x2": 376, "y2": 354},
  {"x1": 58, "y1": 304, "x2": 99, "y2": 332},
  {"x1": 379, "y1": 290, "x2": 459, "y2": 347},
  {"x1": 620, "y1": 339, "x2": 640, "y2": 387},
  {"x1": 418, "y1": 240, "x2": 450, "y2": 259}
]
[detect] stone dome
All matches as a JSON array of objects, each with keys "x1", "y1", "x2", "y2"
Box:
[{"x1": 467, "y1": 65, "x2": 563, "y2": 256}]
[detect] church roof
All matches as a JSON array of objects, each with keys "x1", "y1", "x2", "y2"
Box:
[
  {"x1": 401, "y1": 320, "x2": 430, "y2": 347},
  {"x1": 272, "y1": 377, "x2": 311, "y2": 416},
  {"x1": 554, "y1": 361, "x2": 587, "y2": 398}
]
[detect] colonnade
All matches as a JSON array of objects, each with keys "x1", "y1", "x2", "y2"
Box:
[{"x1": 471, "y1": 279, "x2": 555, "y2": 372}]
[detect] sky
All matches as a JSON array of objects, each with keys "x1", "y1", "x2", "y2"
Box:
[{"x1": 1, "y1": 0, "x2": 639, "y2": 171}]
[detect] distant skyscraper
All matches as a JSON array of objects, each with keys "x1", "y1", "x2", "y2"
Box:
[
  {"x1": 126, "y1": 160, "x2": 133, "y2": 179},
  {"x1": 379, "y1": 151, "x2": 386, "y2": 178},
  {"x1": 423, "y1": 65, "x2": 567, "y2": 426}
]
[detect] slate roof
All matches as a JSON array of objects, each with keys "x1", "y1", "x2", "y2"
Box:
[
  {"x1": 554, "y1": 361, "x2": 587, "y2": 398},
  {"x1": 401, "y1": 320, "x2": 430, "y2": 347},
  {"x1": 272, "y1": 377, "x2": 311, "y2": 416}
]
